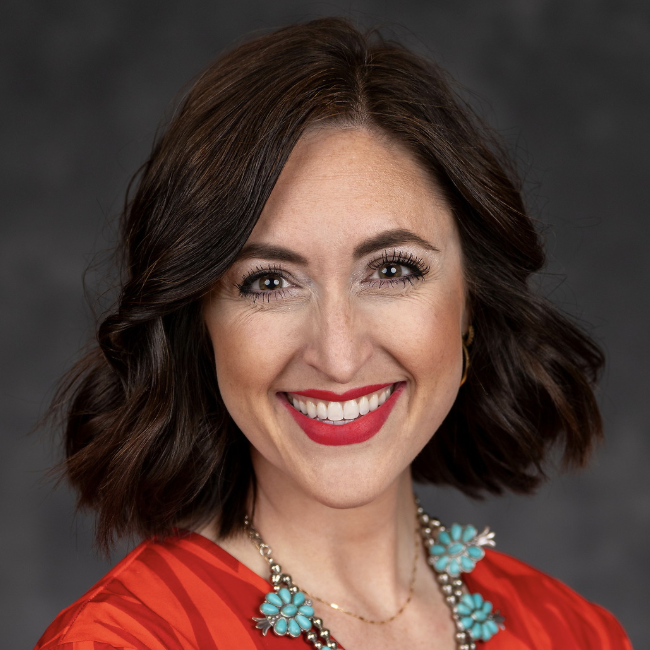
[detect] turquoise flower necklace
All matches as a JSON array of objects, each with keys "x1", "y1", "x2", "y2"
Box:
[{"x1": 246, "y1": 501, "x2": 505, "y2": 649}]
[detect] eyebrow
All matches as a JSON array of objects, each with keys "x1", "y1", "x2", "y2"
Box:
[
  {"x1": 236, "y1": 228, "x2": 438, "y2": 265},
  {"x1": 236, "y1": 243, "x2": 309, "y2": 265},
  {"x1": 353, "y1": 229, "x2": 439, "y2": 259}
]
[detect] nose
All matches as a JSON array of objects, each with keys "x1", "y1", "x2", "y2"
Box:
[{"x1": 302, "y1": 293, "x2": 374, "y2": 385}]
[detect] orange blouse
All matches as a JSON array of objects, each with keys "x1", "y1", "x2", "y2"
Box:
[{"x1": 35, "y1": 530, "x2": 631, "y2": 650}]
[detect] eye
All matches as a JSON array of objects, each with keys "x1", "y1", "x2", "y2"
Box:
[
  {"x1": 250, "y1": 273, "x2": 288, "y2": 292},
  {"x1": 236, "y1": 266, "x2": 296, "y2": 300},
  {"x1": 371, "y1": 263, "x2": 412, "y2": 280},
  {"x1": 365, "y1": 250, "x2": 430, "y2": 287}
]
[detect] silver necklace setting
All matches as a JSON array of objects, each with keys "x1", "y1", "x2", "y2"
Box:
[{"x1": 246, "y1": 502, "x2": 505, "y2": 649}]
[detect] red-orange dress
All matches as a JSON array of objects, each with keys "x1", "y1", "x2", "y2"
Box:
[{"x1": 35, "y1": 530, "x2": 631, "y2": 650}]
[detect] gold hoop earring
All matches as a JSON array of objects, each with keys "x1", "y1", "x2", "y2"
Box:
[{"x1": 460, "y1": 325, "x2": 474, "y2": 387}]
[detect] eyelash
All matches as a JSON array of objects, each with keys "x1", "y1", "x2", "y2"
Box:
[
  {"x1": 367, "y1": 250, "x2": 431, "y2": 287},
  {"x1": 236, "y1": 264, "x2": 289, "y2": 302},
  {"x1": 236, "y1": 251, "x2": 430, "y2": 301}
]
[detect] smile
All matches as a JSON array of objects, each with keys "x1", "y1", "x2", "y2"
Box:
[
  {"x1": 281, "y1": 382, "x2": 405, "y2": 446},
  {"x1": 286, "y1": 384, "x2": 395, "y2": 424}
]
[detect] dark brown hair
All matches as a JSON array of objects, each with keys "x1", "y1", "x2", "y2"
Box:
[{"x1": 55, "y1": 17, "x2": 604, "y2": 551}]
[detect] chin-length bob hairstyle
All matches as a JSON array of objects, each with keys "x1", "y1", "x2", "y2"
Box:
[{"x1": 56, "y1": 17, "x2": 604, "y2": 551}]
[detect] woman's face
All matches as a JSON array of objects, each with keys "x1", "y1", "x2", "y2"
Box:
[{"x1": 204, "y1": 127, "x2": 468, "y2": 508}]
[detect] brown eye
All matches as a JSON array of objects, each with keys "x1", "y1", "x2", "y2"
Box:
[
  {"x1": 367, "y1": 253, "x2": 429, "y2": 286},
  {"x1": 255, "y1": 274, "x2": 285, "y2": 291},
  {"x1": 378, "y1": 264, "x2": 404, "y2": 279}
]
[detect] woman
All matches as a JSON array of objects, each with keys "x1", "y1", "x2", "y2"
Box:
[{"x1": 35, "y1": 17, "x2": 631, "y2": 650}]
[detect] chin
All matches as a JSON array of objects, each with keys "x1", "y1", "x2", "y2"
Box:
[
  {"x1": 295, "y1": 454, "x2": 410, "y2": 511},
  {"x1": 305, "y1": 483, "x2": 390, "y2": 511}
]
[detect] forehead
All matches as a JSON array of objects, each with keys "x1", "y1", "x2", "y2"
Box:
[{"x1": 250, "y1": 127, "x2": 454, "y2": 247}]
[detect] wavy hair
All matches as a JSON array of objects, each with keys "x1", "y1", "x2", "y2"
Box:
[{"x1": 54, "y1": 17, "x2": 604, "y2": 551}]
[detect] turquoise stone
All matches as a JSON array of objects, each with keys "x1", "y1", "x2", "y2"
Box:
[
  {"x1": 472, "y1": 593, "x2": 484, "y2": 608},
  {"x1": 447, "y1": 542, "x2": 465, "y2": 555},
  {"x1": 288, "y1": 618, "x2": 302, "y2": 637},
  {"x1": 292, "y1": 592, "x2": 306, "y2": 606},
  {"x1": 295, "y1": 614, "x2": 312, "y2": 631},
  {"x1": 462, "y1": 525, "x2": 477, "y2": 542},
  {"x1": 281, "y1": 604, "x2": 298, "y2": 617},
  {"x1": 473, "y1": 610, "x2": 487, "y2": 622},
  {"x1": 456, "y1": 602, "x2": 472, "y2": 616},
  {"x1": 450, "y1": 523, "x2": 463, "y2": 541},
  {"x1": 266, "y1": 592, "x2": 283, "y2": 607},
  {"x1": 278, "y1": 587, "x2": 292, "y2": 604},
  {"x1": 260, "y1": 603, "x2": 280, "y2": 615},
  {"x1": 438, "y1": 531, "x2": 451, "y2": 545},
  {"x1": 460, "y1": 616, "x2": 474, "y2": 630},
  {"x1": 430, "y1": 544, "x2": 446, "y2": 556},
  {"x1": 482, "y1": 601, "x2": 493, "y2": 614},
  {"x1": 486, "y1": 620, "x2": 499, "y2": 636},
  {"x1": 460, "y1": 594, "x2": 475, "y2": 608},
  {"x1": 274, "y1": 617, "x2": 288, "y2": 635},
  {"x1": 467, "y1": 545, "x2": 484, "y2": 559},
  {"x1": 298, "y1": 605, "x2": 314, "y2": 617},
  {"x1": 448, "y1": 559, "x2": 460, "y2": 576},
  {"x1": 460, "y1": 556, "x2": 475, "y2": 571},
  {"x1": 434, "y1": 556, "x2": 449, "y2": 572},
  {"x1": 482, "y1": 623, "x2": 492, "y2": 641},
  {"x1": 470, "y1": 622, "x2": 482, "y2": 639}
]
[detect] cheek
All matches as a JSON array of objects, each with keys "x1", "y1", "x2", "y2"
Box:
[
  {"x1": 406, "y1": 304, "x2": 460, "y2": 380},
  {"x1": 376, "y1": 293, "x2": 462, "y2": 374},
  {"x1": 368, "y1": 290, "x2": 464, "y2": 430},
  {"x1": 204, "y1": 301, "x2": 299, "y2": 412}
]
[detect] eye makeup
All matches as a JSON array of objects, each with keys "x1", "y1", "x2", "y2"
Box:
[
  {"x1": 235, "y1": 264, "x2": 295, "y2": 302},
  {"x1": 236, "y1": 248, "x2": 431, "y2": 301},
  {"x1": 365, "y1": 250, "x2": 430, "y2": 288}
]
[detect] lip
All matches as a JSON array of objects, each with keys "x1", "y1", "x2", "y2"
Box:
[
  {"x1": 289, "y1": 383, "x2": 394, "y2": 402},
  {"x1": 281, "y1": 381, "x2": 405, "y2": 446}
]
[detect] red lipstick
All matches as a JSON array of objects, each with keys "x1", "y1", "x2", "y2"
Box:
[
  {"x1": 281, "y1": 382, "x2": 405, "y2": 446},
  {"x1": 289, "y1": 383, "x2": 394, "y2": 402}
]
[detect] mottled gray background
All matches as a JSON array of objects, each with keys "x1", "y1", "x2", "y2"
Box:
[{"x1": 2, "y1": 1, "x2": 648, "y2": 647}]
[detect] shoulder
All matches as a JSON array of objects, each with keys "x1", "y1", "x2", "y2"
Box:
[
  {"x1": 34, "y1": 532, "x2": 270, "y2": 650},
  {"x1": 465, "y1": 549, "x2": 631, "y2": 649}
]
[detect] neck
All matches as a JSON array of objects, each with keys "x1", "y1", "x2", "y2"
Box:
[{"x1": 223, "y1": 451, "x2": 419, "y2": 614}]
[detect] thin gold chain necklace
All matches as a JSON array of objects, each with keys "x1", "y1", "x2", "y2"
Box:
[{"x1": 300, "y1": 523, "x2": 419, "y2": 625}]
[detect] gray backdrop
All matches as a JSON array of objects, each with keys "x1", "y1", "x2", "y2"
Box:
[{"x1": 2, "y1": 1, "x2": 648, "y2": 647}]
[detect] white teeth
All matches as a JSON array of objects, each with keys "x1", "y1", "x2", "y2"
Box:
[
  {"x1": 343, "y1": 399, "x2": 359, "y2": 420},
  {"x1": 358, "y1": 395, "x2": 369, "y2": 415},
  {"x1": 327, "y1": 401, "x2": 344, "y2": 421},
  {"x1": 288, "y1": 384, "x2": 396, "y2": 424}
]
